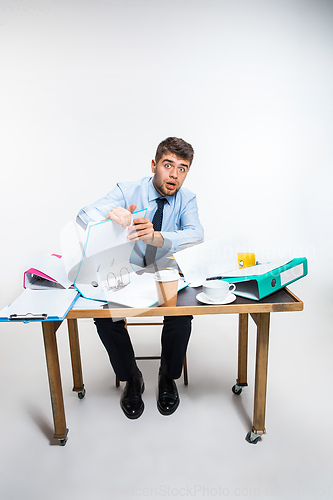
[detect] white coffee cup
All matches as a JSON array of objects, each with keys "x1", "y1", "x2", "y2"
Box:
[{"x1": 202, "y1": 280, "x2": 236, "y2": 302}]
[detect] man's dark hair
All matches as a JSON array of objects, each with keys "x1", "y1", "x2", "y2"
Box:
[{"x1": 155, "y1": 137, "x2": 194, "y2": 166}]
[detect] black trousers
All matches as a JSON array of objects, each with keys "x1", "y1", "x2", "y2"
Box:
[{"x1": 94, "y1": 315, "x2": 193, "y2": 381}]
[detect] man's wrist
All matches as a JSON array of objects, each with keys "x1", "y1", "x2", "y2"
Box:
[{"x1": 153, "y1": 231, "x2": 164, "y2": 247}]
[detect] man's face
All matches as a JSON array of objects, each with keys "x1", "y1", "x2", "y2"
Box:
[{"x1": 151, "y1": 153, "x2": 190, "y2": 197}]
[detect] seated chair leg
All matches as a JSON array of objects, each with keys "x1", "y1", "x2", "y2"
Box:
[{"x1": 183, "y1": 355, "x2": 188, "y2": 386}]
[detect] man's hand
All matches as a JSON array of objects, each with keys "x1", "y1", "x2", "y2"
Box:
[
  {"x1": 105, "y1": 204, "x2": 137, "y2": 229},
  {"x1": 128, "y1": 218, "x2": 164, "y2": 247}
]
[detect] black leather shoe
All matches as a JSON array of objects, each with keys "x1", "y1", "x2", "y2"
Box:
[
  {"x1": 120, "y1": 372, "x2": 145, "y2": 419},
  {"x1": 157, "y1": 372, "x2": 179, "y2": 416}
]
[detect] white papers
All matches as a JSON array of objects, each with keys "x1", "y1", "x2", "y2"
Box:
[
  {"x1": 76, "y1": 272, "x2": 189, "y2": 309},
  {"x1": 77, "y1": 272, "x2": 155, "y2": 308},
  {"x1": 223, "y1": 259, "x2": 291, "y2": 277},
  {"x1": 71, "y1": 296, "x2": 106, "y2": 310},
  {"x1": 173, "y1": 237, "x2": 239, "y2": 286},
  {"x1": 0, "y1": 289, "x2": 79, "y2": 322},
  {"x1": 77, "y1": 272, "x2": 157, "y2": 308}
]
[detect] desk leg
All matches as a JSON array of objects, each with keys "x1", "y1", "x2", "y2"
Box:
[
  {"x1": 233, "y1": 313, "x2": 249, "y2": 395},
  {"x1": 42, "y1": 321, "x2": 69, "y2": 446},
  {"x1": 67, "y1": 319, "x2": 85, "y2": 399},
  {"x1": 246, "y1": 312, "x2": 270, "y2": 444}
]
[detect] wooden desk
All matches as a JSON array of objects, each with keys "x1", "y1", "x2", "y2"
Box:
[{"x1": 41, "y1": 286, "x2": 303, "y2": 445}]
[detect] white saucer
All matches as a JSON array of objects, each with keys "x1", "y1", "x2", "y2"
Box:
[{"x1": 196, "y1": 292, "x2": 236, "y2": 305}]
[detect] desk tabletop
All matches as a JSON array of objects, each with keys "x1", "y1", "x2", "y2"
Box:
[{"x1": 66, "y1": 286, "x2": 303, "y2": 320}]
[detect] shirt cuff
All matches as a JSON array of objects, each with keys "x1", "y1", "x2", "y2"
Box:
[
  {"x1": 76, "y1": 208, "x2": 104, "y2": 230},
  {"x1": 160, "y1": 231, "x2": 181, "y2": 252}
]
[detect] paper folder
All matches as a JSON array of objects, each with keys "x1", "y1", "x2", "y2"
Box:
[
  {"x1": 23, "y1": 254, "x2": 73, "y2": 290},
  {"x1": 72, "y1": 212, "x2": 186, "y2": 307},
  {"x1": 221, "y1": 258, "x2": 308, "y2": 300}
]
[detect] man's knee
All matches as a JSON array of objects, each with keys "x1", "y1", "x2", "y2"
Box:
[
  {"x1": 94, "y1": 317, "x2": 126, "y2": 335},
  {"x1": 164, "y1": 315, "x2": 193, "y2": 326}
]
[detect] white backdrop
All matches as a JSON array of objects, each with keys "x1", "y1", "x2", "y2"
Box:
[
  {"x1": 1, "y1": 0, "x2": 333, "y2": 309},
  {"x1": 1, "y1": 3, "x2": 333, "y2": 498}
]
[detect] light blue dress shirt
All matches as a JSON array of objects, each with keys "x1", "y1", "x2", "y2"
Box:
[{"x1": 76, "y1": 176, "x2": 204, "y2": 253}]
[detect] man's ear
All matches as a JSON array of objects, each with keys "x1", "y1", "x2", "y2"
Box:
[{"x1": 151, "y1": 159, "x2": 156, "y2": 173}]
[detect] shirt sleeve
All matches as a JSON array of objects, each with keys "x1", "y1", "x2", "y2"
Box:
[
  {"x1": 160, "y1": 195, "x2": 204, "y2": 252},
  {"x1": 76, "y1": 184, "x2": 126, "y2": 230}
]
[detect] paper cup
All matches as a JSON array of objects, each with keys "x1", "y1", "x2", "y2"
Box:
[{"x1": 154, "y1": 270, "x2": 179, "y2": 307}]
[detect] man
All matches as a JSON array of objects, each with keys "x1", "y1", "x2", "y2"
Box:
[{"x1": 77, "y1": 137, "x2": 204, "y2": 419}]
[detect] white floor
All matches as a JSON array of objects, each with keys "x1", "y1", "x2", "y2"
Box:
[{"x1": 0, "y1": 283, "x2": 332, "y2": 500}]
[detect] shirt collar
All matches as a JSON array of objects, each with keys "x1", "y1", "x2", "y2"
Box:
[{"x1": 148, "y1": 177, "x2": 171, "y2": 205}]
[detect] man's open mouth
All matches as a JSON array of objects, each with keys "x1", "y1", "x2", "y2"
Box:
[{"x1": 166, "y1": 182, "x2": 176, "y2": 189}]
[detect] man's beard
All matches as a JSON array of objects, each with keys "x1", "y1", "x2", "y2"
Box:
[{"x1": 154, "y1": 179, "x2": 178, "y2": 197}]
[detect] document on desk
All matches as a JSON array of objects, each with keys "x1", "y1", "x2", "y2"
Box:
[
  {"x1": 75, "y1": 272, "x2": 188, "y2": 308},
  {"x1": 173, "y1": 237, "x2": 239, "y2": 286},
  {"x1": 0, "y1": 289, "x2": 79, "y2": 322},
  {"x1": 71, "y1": 296, "x2": 107, "y2": 309},
  {"x1": 222, "y1": 260, "x2": 288, "y2": 277},
  {"x1": 75, "y1": 272, "x2": 154, "y2": 307}
]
